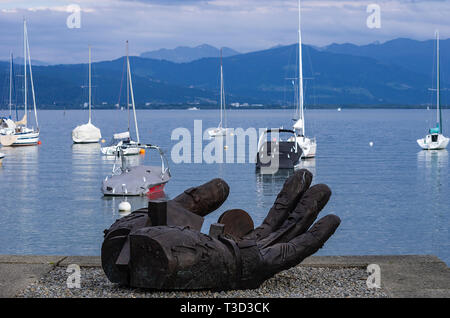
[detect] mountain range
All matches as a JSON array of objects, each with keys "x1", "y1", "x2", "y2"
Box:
[
  {"x1": 0, "y1": 38, "x2": 448, "y2": 109},
  {"x1": 140, "y1": 44, "x2": 240, "y2": 63}
]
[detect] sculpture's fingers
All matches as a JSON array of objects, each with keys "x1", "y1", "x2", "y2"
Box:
[
  {"x1": 172, "y1": 178, "x2": 230, "y2": 217},
  {"x1": 257, "y1": 184, "x2": 331, "y2": 248},
  {"x1": 260, "y1": 214, "x2": 340, "y2": 276},
  {"x1": 244, "y1": 169, "x2": 312, "y2": 241}
]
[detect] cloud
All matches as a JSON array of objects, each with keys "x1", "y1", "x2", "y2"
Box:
[{"x1": 0, "y1": 0, "x2": 448, "y2": 63}]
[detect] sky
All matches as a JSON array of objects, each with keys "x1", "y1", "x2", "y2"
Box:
[{"x1": 0, "y1": 0, "x2": 449, "y2": 64}]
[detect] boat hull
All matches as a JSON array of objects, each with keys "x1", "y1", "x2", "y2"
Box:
[
  {"x1": 0, "y1": 131, "x2": 39, "y2": 146},
  {"x1": 101, "y1": 140, "x2": 141, "y2": 156},
  {"x1": 102, "y1": 165, "x2": 170, "y2": 196},
  {"x1": 208, "y1": 127, "x2": 227, "y2": 137},
  {"x1": 296, "y1": 136, "x2": 317, "y2": 158},
  {"x1": 256, "y1": 141, "x2": 303, "y2": 170},
  {"x1": 73, "y1": 139, "x2": 100, "y2": 144},
  {"x1": 417, "y1": 134, "x2": 449, "y2": 150}
]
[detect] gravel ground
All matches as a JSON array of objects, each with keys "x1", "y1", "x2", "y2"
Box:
[{"x1": 16, "y1": 266, "x2": 389, "y2": 298}]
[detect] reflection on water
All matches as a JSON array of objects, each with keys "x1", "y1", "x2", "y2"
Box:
[
  {"x1": 101, "y1": 195, "x2": 148, "y2": 216},
  {"x1": 0, "y1": 146, "x2": 39, "y2": 205},
  {"x1": 417, "y1": 150, "x2": 448, "y2": 195},
  {"x1": 297, "y1": 158, "x2": 316, "y2": 176},
  {"x1": 71, "y1": 143, "x2": 103, "y2": 193},
  {"x1": 416, "y1": 150, "x2": 449, "y2": 265},
  {"x1": 255, "y1": 169, "x2": 294, "y2": 210},
  {"x1": 417, "y1": 150, "x2": 448, "y2": 169},
  {"x1": 255, "y1": 160, "x2": 316, "y2": 210},
  {"x1": 72, "y1": 143, "x2": 101, "y2": 156}
]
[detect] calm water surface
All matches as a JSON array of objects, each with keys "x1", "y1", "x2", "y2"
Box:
[{"x1": 0, "y1": 109, "x2": 448, "y2": 265}]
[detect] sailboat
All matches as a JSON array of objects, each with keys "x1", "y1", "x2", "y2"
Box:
[
  {"x1": 0, "y1": 19, "x2": 40, "y2": 147},
  {"x1": 290, "y1": 0, "x2": 316, "y2": 158},
  {"x1": 417, "y1": 30, "x2": 449, "y2": 150},
  {"x1": 101, "y1": 41, "x2": 141, "y2": 156},
  {"x1": 72, "y1": 46, "x2": 102, "y2": 144},
  {"x1": 208, "y1": 49, "x2": 228, "y2": 137}
]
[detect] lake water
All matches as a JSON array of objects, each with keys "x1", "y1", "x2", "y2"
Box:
[{"x1": 0, "y1": 109, "x2": 448, "y2": 265}]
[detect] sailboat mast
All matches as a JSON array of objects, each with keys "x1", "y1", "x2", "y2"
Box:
[
  {"x1": 222, "y1": 59, "x2": 226, "y2": 129},
  {"x1": 9, "y1": 52, "x2": 12, "y2": 118},
  {"x1": 126, "y1": 41, "x2": 130, "y2": 133},
  {"x1": 298, "y1": 0, "x2": 305, "y2": 136},
  {"x1": 88, "y1": 46, "x2": 92, "y2": 124},
  {"x1": 436, "y1": 30, "x2": 442, "y2": 134},
  {"x1": 127, "y1": 44, "x2": 140, "y2": 144},
  {"x1": 220, "y1": 49, "x2": 223, "y2": 128},
  {"x1": 26, "y1": 26, "x2": 39, "y2": 129},
  {"x1": 24, "y1": 19, "x2": 27, "y2": 125}
]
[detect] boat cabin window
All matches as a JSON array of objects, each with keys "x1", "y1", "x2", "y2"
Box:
[{"x1": 431, "y1": 134, "x2": 438, "y2": 142}]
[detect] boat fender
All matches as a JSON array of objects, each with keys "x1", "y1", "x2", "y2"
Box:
[{"x1": 118, "y1": 201, "x2": 131, "y2": 212}]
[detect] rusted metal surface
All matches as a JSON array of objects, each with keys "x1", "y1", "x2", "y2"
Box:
[{"x1": 218, "y1": 209, "x2": 254, "y2": 240}]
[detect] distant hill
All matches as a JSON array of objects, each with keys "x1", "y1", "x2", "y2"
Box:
[
  {"x1": 0, "y1": 38, "x2": 448, "y2": 109},
  {"x1": 140, "y1": 44, "x2": 240, "y2": 63},
  {"x1": 0, "y1": 56, "x2": 50, "y2": 66},
  {"x1": 323, "y1": 38, "x2": 450, "y2": 79}
]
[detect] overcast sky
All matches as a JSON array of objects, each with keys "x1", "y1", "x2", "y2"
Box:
[{"x1": 0, "y1": 0, "x2": 448, "y2": 64}]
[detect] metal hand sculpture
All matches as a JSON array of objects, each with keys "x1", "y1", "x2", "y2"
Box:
[{"x1": 101, "y1": 169, "x2": 341, "y2": 290}]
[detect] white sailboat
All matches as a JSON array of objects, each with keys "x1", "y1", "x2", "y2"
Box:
[
  {"x1": 101, "y1": 41, "x2": 141, "y2": 156},
  {"x1": 208, "y1": 49, "x2": 228, "y2": 138},
  {"x1": 417, "y1": 30, "x2": 449, "y2": 150},
  {"x1": 72, "y1": 46, "x2": 102, "y2": 144},
  {"x1": 290, "y1": 0, "x2": 316, "y2": 158},
  {"x1": 0, "y1": 19, "x2": 40, "y2": 147}
]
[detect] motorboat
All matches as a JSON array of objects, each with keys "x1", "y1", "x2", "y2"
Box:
[
  {"x1": 102, "y1": 144, "x2": 171, "y2": 196},
  {"x1": 256, "y1": 129, "x2": 303, "y2": 171}
]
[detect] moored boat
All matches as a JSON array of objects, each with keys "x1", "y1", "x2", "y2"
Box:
[
  {"x1": 0, "y1": 20, "x2": 40, "y2": 147},
  {"x1": 417, "y1": 30, "x2": 449, "y2": 151},
  {"x1": 208, "y1": 49, "x2": 229, "y2": 138},
  {"x1": 101, "y1": 41, "x2": 141, "y2": 155},
  {"x1": 72, "y1": 46, "x2": 102, "y2": 144},
  {"x1": 256, "y1": 129, "x2": 303, "y2": 170},
  {"x1": 102, "y1": 144, "x2": 171, "y2": 196}
]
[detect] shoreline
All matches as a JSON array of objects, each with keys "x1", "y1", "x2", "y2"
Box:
[{"x1": 1, "y1": 254, "x2": 448, "y2": 298}]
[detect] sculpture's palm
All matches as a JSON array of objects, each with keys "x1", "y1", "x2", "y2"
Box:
[{"x1": 102, "y1": 169, "x2": 340, "y2": 290}]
